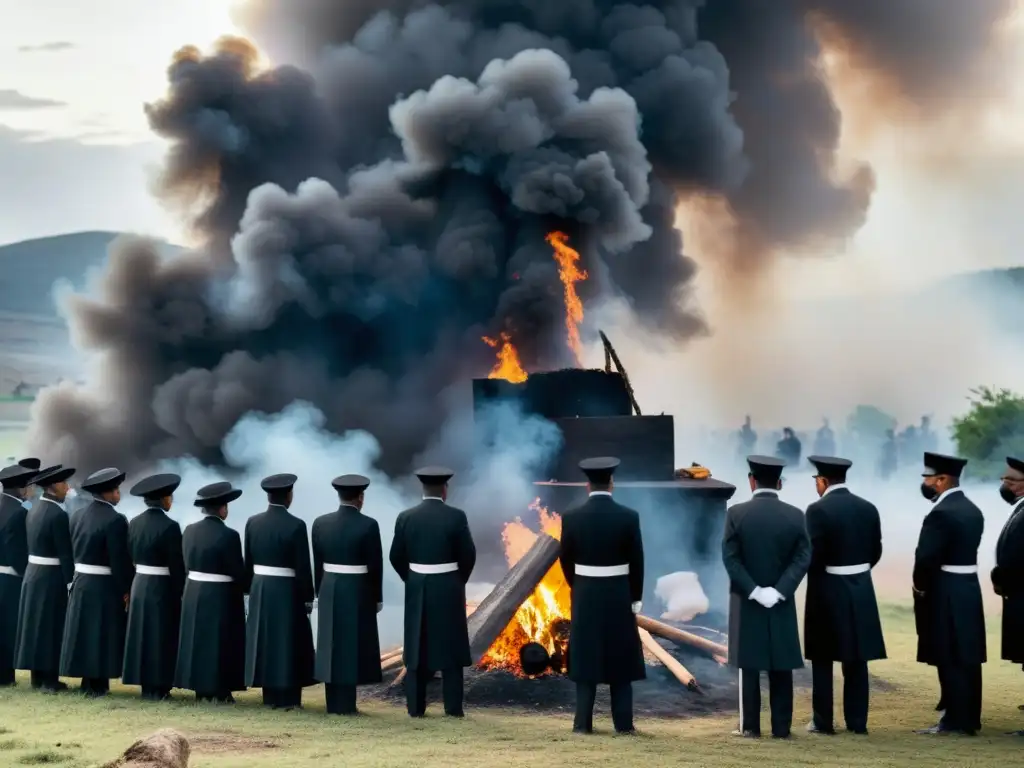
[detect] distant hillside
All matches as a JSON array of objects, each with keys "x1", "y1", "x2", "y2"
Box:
[{"x1": 0, "y1": 231, "x2": 179, "y2": 318}]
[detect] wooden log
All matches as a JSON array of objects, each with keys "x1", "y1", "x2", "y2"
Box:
[
  {"x1": 638, "y1": 627, "x2": 701, "y2": 693},
  {"x1": 636, "y1": 614, "x2": 728, "y2": 658},
  {"x1": 382, "y1": 653, "x2": 404, "y2": 672},
  {"x1": 380, "y1": 648, "x2": 403, "y2": 664},
  {"x1": 389, "y1": 667, "x2": 407, "y2": 689},
  {"x1": 467, "y1": 532, "x2": 561, "y2": 663}
]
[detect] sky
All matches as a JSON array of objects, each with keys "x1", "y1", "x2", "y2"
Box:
[{"x1": 2, "y1": 1, "x2": 1024, "y2": 297}]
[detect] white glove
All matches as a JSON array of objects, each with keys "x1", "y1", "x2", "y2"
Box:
[
  {"x1": 763, "y1": 587, "x2": 785, "y2": 604},
  {"x1": 376, "y1": 602, "x2": 383, "y2": 614},
  {"x1": 631, "y1": 601, "x2": 642, "y2": 615},
  {"x1": 748, "y1": 587, "x2": 764, "y2": 603}
]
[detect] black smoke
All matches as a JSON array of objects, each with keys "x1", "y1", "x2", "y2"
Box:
[{"x1": 28, "y1": 0, "x2": 1014, "y2": 475}]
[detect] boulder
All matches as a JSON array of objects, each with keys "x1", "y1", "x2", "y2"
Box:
[{"x1": 103, "y1": 729, "x2": 190, "y2": 768}]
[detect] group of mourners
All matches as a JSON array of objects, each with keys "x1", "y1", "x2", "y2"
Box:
[{"x1": 1, "y1": 448, "x2": 1023, "y2": 739}]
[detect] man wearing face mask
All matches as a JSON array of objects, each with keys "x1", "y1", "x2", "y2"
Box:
[
  {"x1": 723, "y1": 455, "x2": 812, "y2": 739},
  {"x1": 803, "y1": 456, "x2": 886, "y2": 735},
  {"x1": 60, "y1": 468, "x2": 133, "y2": 698},
  {"x1": 14, "y1": 464, "x2": 76, "y2": 692},
  {"x1": 912, "y1": 452, "x2": 986, "y2": 735},
  {"x1": 992, "y1": 456, "x2": 1024, "y2": 735},
  {"x1": 0, "y1": 464, "x2": 36, "y2": 686}
]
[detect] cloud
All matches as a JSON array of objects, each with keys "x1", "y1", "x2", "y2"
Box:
[
  {"x1": 17, "y1": 42, "x2": 75, "y2": 53},
  {"x1": 0, "y1": 89, "x2": 65, "y2": 110}
]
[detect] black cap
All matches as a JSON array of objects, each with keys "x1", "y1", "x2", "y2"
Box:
[
  {"x1": 193, "y1": 481, "x2": 242, "y2": 508},
  {"x1": 0, "y1": 464, "x2": 36, "y2": 489},
  {"x1": 80, "y1": 467, "x2": 126, "y2": 494},
  {"x1": 922, "y1": 452, "x2": 967, "y2": 478},
  {"x1": 332, "y1": 474, "x2": 370, "y2": 493},
  {"x1": 260, "y1": 473, "x2": 297, "y2": 493},
  {"x1": 1005, "y1": 457, "x2": 1024, "y2": 478},
  {"x1": 129, "y1": 473, "x2": 181, "y2": 500},
  {"x1": 33, "y1": 464, "x2": 76, "y2": 487},
  {"x1": 18, "y1": 458, "x2": 41, "y2": 471},
  {"x1": 415, "y1": 466, "x2": 454, "y2": 485},
  {"x1": 807, "y1": 455, "x2": 852, "y2": 482},
  {"x1": 578, "y1": 456, "x2": 620, "y2": 484},
  {"x1": 747, "y1": 455, "x2": 785, "y2": 485}
]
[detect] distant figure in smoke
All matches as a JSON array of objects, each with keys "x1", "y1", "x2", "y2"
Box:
[
  {"x1": 723, "y1": 455, "x2": 811, "y2": 739},
  {"x1": 559, "y1": 457, "x2": 645, "y2": 735},
  {"x1": 912, "y1": 452, "x2": 985, "y2": 736},
  {"x1": 919, "y1": 417, "x2": 938, "y2": 452},
  {"x1": 737, "y1": 416, "x2": 758, "y2": 459},
  {"x1": 991, "y1": 456, "x2": 1024, "y2": 733},
  {"x1": 803, "y1": 456, "x2": 885, "y2": 736},
  {"x1": 389, "y1": 467, "x2": 476, "y2": 718},
  {"x1": 813, "y1": 419, "x2": 836, "y2": 457},
  {"x1": 776, "y1": 428, "x2": 802, "y2": 467},
  {"x1": 899, "y1": 425, "x2": 920, "y2": 466},
  {"x1": 877, "y1": 429, "x2": 898, "y2": 481}
]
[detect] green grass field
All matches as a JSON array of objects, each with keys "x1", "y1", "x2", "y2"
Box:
[{"x1": 1, "y1": 604, "x2": 1022, "y2": 767}]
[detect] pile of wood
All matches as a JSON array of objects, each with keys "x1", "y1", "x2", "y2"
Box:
[{"x1": 380, "y1": 533, "x2": 729, "y2": 694}]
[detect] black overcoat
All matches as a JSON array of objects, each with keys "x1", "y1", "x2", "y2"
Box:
[
  {"x1": 804, "y1": 487, "x2": 886, "y2": 662},
  {"x1": 0, "y1": 493, "x2": 28, "y2": 674},
  {"x1": 312, "y1": 504, "x2": 383, "y2": 685},
  {"x1": 558, "y1": 493, "x2": 646, "y2": 684},
  {"x1": 122, "y1": 507, "x2": 184, "y2": 688},
  {"x1": 723, "y1": 491, "x2": 811, "y2": 671},
  {"x1": 14, "y1": 497, "x2": 75, "y2": 673},
  {"x1": 389, "y1": 499, "x2": 476, "y2": 671},
  {"x1": 913, "y1": 489, "x2": 987, "y2": 666},
  {"x1": 174, "y1": 515, "x2": 248, "y2": 694},
  {"x1": 992, "y1": 498, "x2": 1024, "y2": 663},
  {"x1": 243, "y1": 505, "x2": 315, "y2": 689}
]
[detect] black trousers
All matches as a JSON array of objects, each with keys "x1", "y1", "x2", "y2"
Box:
[
  {"x1": 30, "y1": 670, "x2": 61, "y2": 689},
  {"x1": 938, "y1": 664, "x2": 982, "y2": 732},
  {"x1": 196, "y1": 690, "x2": 234, "y2": 703},
  {"x1": 263, "y1": 686, "x2": 302, "y2": 709},
  {"x1": 325, "y1": 684, "x2": 358, "y2": 715},
  {"x1": 141, "y1": 685, "x2": 171, "y2": 701},
  {"x1": 0, "y1": 667, "x2": 14, "y2": 686},
  {"x1": 80, "y1": 677, "x2": 109, "y2": 696},
  {"x1": 739, "y1": 668, "x2": 793, "y2": 737},
  {"x1": 811, "y1": 661, "x2": 869, "y2": 732},
  {"x1": 573, "y1": 682, "x2": 634, "y2": 733},
  {"x1": 406, "y1": 668, "x2": 463, "y2": 716}
]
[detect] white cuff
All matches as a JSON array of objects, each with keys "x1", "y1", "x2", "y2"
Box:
[
  {"x1": 631, "y1": 601, "x2": 642, "y2": 614},
  {"x1": 376, "y1": 602, "x2": 383, "y2": 613}
]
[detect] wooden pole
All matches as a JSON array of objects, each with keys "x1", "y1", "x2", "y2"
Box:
[
  {"x1": 636, "y1": 614, "x2": 728, "y2": 659},
  {"x1": 389, "y1": 667, "x2": 407, "y2": 689},
  {"x1": 382, "y1": 653, "x2": 405, "y2": 673},
  {"x1": 638, "y1": 627, "x2": 701, "y2": 693},
  {"x1": 380, "y1": 648, "x2": 403, "y2": 664}
]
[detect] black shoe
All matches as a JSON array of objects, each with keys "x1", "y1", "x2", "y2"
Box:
[
  {"x1": 847, "y1": 728, "x2": 869, "y2": 735},
  {"x1": 41, "y1": 681, "x2": 67, "y2": 694},
  {"x1": 444, "y1": 711, "x2": 465, "y2": 718},
  {"x1": 731, "y1": 729, "x2": 760, "y2": 738},
  {"x1": 915, "y1": 725, "x2": 975, "y2": 736},
  {"x1": 615, "y1": 728, "x2": 639, "y2": 736},
  {"x1": 572, "y1": 726, "x2": 593, "y2": 734},
  {"x1": 806, "y1": 721, "x2": 835, "y2": 735},
  {"x1": 771, "y1": 733, "x2": 792, "y2": 739}
]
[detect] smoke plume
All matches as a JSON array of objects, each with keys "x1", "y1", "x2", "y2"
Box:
[{"x1": 27, "y1": 0, "x2": 1014, "y2": 476}]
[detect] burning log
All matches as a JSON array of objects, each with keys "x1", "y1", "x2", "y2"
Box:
[
  {"x1": 638, "y1": 627, "x2": 701, "y2": 693},
  {"x1": 636, "y1": 614, "x2": 728, "y2": 659},
  {"x1": 467, "y1": 532, "x2": 561, "y2": 663},
  {"x1": 519, "y1": 642, "x2": 551, "y2": 677}
]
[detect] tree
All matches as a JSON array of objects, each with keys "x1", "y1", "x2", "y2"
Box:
[
  {"x1": 845, "y1": 405, "x2": 897, "y2": 441},
  {"x1": 951, "y1": 387, "x2": 1024, "y2": 480}
]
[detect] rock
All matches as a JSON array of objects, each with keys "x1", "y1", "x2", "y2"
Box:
[{"x1": 103, "y1": 729, "x2": 190, "y2": 768}]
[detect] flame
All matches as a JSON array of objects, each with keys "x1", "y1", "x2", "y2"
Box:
[
  {"x1": 479, "y1": 499, "x2": 572, "y2": 677},
  {"x1": 482, "y1": 332, "x2": 528, "y2": 383},
  {"x1": 546, "y1": 231, "x2": 587, "y2": 365}
]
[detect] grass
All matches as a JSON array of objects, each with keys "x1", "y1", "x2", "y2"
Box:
[{"x1": 0, "y1": 605, "x2": 1022, "y2": 767}]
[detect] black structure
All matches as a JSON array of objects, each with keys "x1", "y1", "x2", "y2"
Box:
[{"x1": 471, "y1": 334, "x2": 736, "y2": 619}]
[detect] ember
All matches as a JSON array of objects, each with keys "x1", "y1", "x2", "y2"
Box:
[{"x1": 478, "y1": 499, "x2": 571, "y2": 677}]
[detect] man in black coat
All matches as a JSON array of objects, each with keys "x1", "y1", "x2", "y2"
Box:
[
  {"x1": 389, "y1": 466, "x2": 476, "y2": 717},
  {"x1": 122, "y1": 473, "x2": 185, "y2": 701},
  {"x1": 0, "y1": 463, "x2": 35, "y2": 686},
  {"x1": 175, "y1": 481, "x2": 248, "y2": 703},
  {"x1": 913, "y1": 452, "x2": 986, "y2": 735},
  {"x1": 992, "y1": 455, "x2": 1024, "y2": 736},
  {"x1": 803, "y1": 456, "x2": 886, "y2": 735},
  {"x1": 558, "y1": 456, "x2": 645, "y2": 735},
  {"x1": 14, "y1": 464, "x2": 76, "y2": 693},
  {"x1": 723, "y1": 455, "x2": 811, "y2": 739},
  {"x1": 60, "y1": 467, "x2": 133, "y2": 697},
  {"x1": 244, "y1": 473, "x2": 315, "y2": 710},
  {"x1": 312, "y1": 474, "x2": 384, "y2": 715}
]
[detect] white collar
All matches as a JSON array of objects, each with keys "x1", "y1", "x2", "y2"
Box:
[
  {"x1": 752, "y1": 488, "x2": 778, "y2": 497},
  {"x1": 934, "y1": 486, "x2": 963, "y2": 505},
  {"x1": 339, "y1": 503, "x2": 360, "y2": 510},
  {"x1": 92, "y1": 498, "x2": 116, "y2": 509},
  {"x1": 822, "y1": 483, "x2": 847, "y2": 497},
  {"x1": 588, "y1": 491, "x2": 612, "y2": 497},
  {"x1": 41, "y1": 497, "x2": 66, "y2": 511},
  {"x1": 422, "y1": 496, "x2": 443, "y2": 502},
  {"x1": 2, "y1": 492, "x2": 23, "y2": 503},
  {"x1": 268, "y1": 503, "x2": 290, "y2": 512},
  {"x1": 145, "y1": 506, "x2": 165, "y2": 513}
]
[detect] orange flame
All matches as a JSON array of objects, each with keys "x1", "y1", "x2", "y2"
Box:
[
  {"x1": 479, "y1": 499, "x2": 572, "y2": 677},
  {"x1": 546, "y1": 231, "x2": 587, "y2": 365},
  {"x1": 482, "y1": 332, "x2": 528, "y2": 383}
]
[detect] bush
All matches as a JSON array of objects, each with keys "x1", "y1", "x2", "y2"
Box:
[{"x1": 951, "y1": 387, "x2": 1024, "y2": 480}]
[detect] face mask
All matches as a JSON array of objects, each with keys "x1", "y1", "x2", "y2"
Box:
[
  {"x1": 920, "y1": 483, "x2": 938, "y2": 501},
  {"x1": 1000, "y1": 484, "x2": 1019, "y2": 505},
  {"x1": 22, "y1": 499, "x2": 32, "y2": 510}
]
